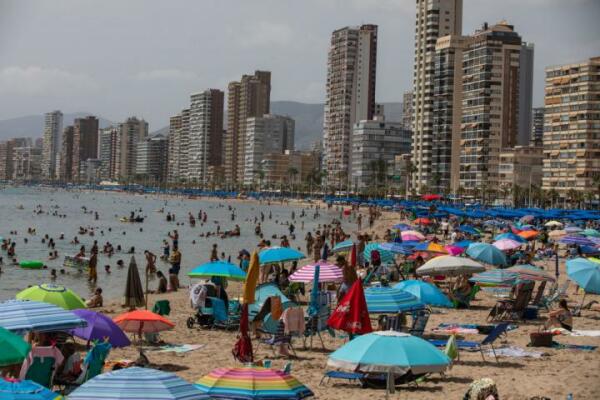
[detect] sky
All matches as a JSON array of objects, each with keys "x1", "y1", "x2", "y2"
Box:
[{"x1": 0, "y1": 0, "x2": 599, "y2": 129}]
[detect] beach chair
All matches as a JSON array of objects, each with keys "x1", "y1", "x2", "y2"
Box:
[
  {"x1": 530, "y1": 281, "x2": 547, "y2": 306},
  {"x1": 320, "y1": 371, "x2": 364, "y2": 386},
  {"x1": 211, "y1": 297, "x2": 240, "y2": 330},
  {"x1": 429, "y1": 323, "x2": 510, "y2": 362},
  {"x1": 303, "y1": 292, "x2": 331, "y2": 350},
  {"x1": 21, "y1": 346, "x2": 64, "y2": 389},
  {"x1": 380, "y1": 314, "x2": 406, "y2": 332},
  {"x1": 488, "y1": 283, "x2": 533, "y2": 322},
  {"x1": 408, "y1": 309, "x2": 431, "y2": 337},
  {"x1": 539, "y1": 281, "x2": 569, "y2": 311},
  {"x1": 152, "y1": 299, "x2": 171, "y2": 316},
  {"x1": 452, "y1": 285, "x2": 480, "y2": 309},
  {"x1": 257, "y1": 320, "x2": 297, "y2": 358}
]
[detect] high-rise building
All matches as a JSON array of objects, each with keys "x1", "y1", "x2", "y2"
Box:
[
  {"x1": 72, "y1": 116, "x2": 99, "y2": 181},
  {"x1": 542, "y1": 56, "x2": 600, "y2": 194},
  {"x1": 60, "y1": 126, "x2": 75, "y2": 182},
  {"x1": 167, "y1": 114, "x2": 183, "y2": 183},
  {"x1": 518, "y1": 42, "x2": 535, "y2": 146},
  {"x1": 99, "y1": 127, "x2": 119, "y2": 180},
  {"x1": 499, "y1": 145, "x2": 543, "y2": 192},
  {"x1": 351, "y1": 119, "x2": 412, "y2": 190},
  {"x1": 243, "y1": 114, "x2": 295, "y2": 186},
  {"x1": 459, "y1": 22, "x2": 522, "y2": 191},
  {"x1": 12, "y1": 146, "x2": 43, "y2": 181},
  {"x1": 531, "y1": 107, "x2": 545, "y2": 145},
  {"x1": 432, "y1": 34, "x2": 468, "y2": 193},
  {"x1": 323, "y1": 24, "x2": 378, "y2": 189},
  {"x1": 411, "y1": 0, "x2": 463, "y2": 190},
  {"x1": 402, "y1": 91, "x2": 414, "y2": 132},
  {"x1": 188, "y1": 89, "x2": 224, "y2": 185},
  {"x1": 136, "y1": 134, "x2": 168, "y2": 183},
  {"x1": 117, "y1": 117, "x2": 148, "y2": 181},
  {"x1": 224, "y1": 71, "x2": 271, "y2": 185},
  {"x1": 260, "y1": 150, "x2": 319, "y2": 188},
  {"x1": 0, "y1": 138, "x2": 32, "y2": 180},
  {"x1": 41, "y1": 110, "x2": 63, "y2": 180}
]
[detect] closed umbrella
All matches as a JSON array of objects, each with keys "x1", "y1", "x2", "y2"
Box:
[
  {"x1": 0, "y1": 378, "x2": 62, "y2": 400},
  {"x1": 466, "y1": 243, "x2": 507, "y2": 266},
  {"x1": 307, "y1": 264, "x2": 320, "y2": 318},
  {"x1": 349, "y1": 243, "x2": 357, "y2": 268},
  {"x1": 492, "y1": 239, "x2": 523, "y2": 251},
  {"x1": 195, "y1": 366, "x2": 314, "y2": 399},
  {"x1": 364, "y1": 286, "x2": 424, "y2": 313},
  {"x1": 235, "y1": 251, "x2": 259, "y2": 364},
  {"x1": 416, "y1": 255, "x2": 485, "y2": 277},
  {"x1": 124, "y1": 256, "x2": 144, "y2": 308},
  {"x1": 259, "y1": 247, "x2": 305, "y2": 265},
  {"x1": 289, "y1": 261, "x2": 343, "y2": 283},
  {"x1": 0, "y1": 300, "x2": 87, "y2": 335},
  {"x1": 69, "y1": 310, "x2": 131, "y2": 348},
  {"x1": 16, "y1": 284, "x2": 86, "y2": 310},
  {"x1": 327, "y1": 280, "x2": 372, "y2": 335},
  {"x1": 242, "y1": 251, "x2": 260, "y2": 305},
  {"x1": 394, "y1": 280, "x2": 452, "y2": 308},
  {"x1": 0, "y1": 326, "x2": 31, "y2": 366},
  {"x1": 188, "y1": 261, "x2": 246, "y2": 281},
  {"x1": 68, "y1": 367, "x2": 205, "y2": 400},
  {"x1": 331, "y1": 240, "x2": 353, "y2": 253}
]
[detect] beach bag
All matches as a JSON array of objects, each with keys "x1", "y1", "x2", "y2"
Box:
[{"x1": 529, "y1": 328, "x2": 553, "y2": 347}]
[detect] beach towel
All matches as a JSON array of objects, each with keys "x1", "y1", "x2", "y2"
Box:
[
  {"x1": 485, "y1": 346, "x2": 544, "y2": 358},
  {"x1": 550, "y1": 342, "x2": 597, "y2": 351},
  {"x1": 281, "y1": 307, "x2": 305, "y2": 335},
  {"x1": 155, "y1": 344, "x2": 205, "y2": 354},
  {"x1": 569, "y1": 330, "x2": 600, "y2": 337}
]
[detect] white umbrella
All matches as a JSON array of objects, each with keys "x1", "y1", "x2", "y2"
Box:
[{"x1": 416, "y1": 255, "x2": 485, "y2": 277}]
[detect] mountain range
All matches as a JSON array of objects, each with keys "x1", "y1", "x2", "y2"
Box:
[{"x1": 0, "y1": 101, "x2": 402, "y2": 150}]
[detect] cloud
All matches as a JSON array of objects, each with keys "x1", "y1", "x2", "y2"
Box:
[
  {"x1": 237, "y1": 21, "x2": 293, "y2": 47},
  {"x1": 134, "y1": 69, "x2": 199, "y2": 81},
  {"x1": 0, "y1": 66, "x2": 98, "y2": 96}
]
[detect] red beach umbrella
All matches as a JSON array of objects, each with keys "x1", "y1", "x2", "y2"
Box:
[{"x1": 327, "y1": 280, "x2": 372, "y2": 335}]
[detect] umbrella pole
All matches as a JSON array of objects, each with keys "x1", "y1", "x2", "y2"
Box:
[{"x1": 145, "y1": 268, "x2": 149, "y2": 310}]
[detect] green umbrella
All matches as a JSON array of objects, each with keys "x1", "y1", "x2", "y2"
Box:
[
  {"x1": 16, "y1": 284, "x2": 87, "y2": 310},
  {"x1": 0, "y1": 326, "x2": 31, "y2": 366}
]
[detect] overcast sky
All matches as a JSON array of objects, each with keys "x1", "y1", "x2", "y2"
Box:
[{"x1": 1, "y1": 0, "x2": 598, "y2": 129}]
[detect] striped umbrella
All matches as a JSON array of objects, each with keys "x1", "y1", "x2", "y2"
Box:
[
  {"x1": 195, "y1": 366, "x2": 314, "y2": 399},
  {"x1": 378, "y1": 242, "x2": 413, "y2": 255},
  {"x1": 506, "y1": 264, "x2": 556, "y2": 282},
  {"x1": 0, "y1": 378, "x2": 62, "y2": 400},
  {"x1": 68, "y1": 367, "x2": 206, "y2": 399},
  {"x1": 401, "y1": 231, "x2": 425, "y2": 241},
  {"x1": 0, "y1": 300, "x2": 87, "y2": 335},
  {"x1": 469, "y1": 270, "x2": 519, "y2": 287},
  {"x1": 364, "y1": 286, "x2": 424, "y2": 313},
  {"x1": 331, "y1": 240, "x2": 354, "y2": 253},
  {"x1": 289, "y1": 261, "x2": 343, "y2": 283},
  {"x1": 363, "y1": 243, "x2": 395, "y2": 265},
  {"x1": 559, "y1": 236, "x2": 596, "y2": 246}
]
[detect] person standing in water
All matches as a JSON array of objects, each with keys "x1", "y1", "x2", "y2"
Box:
[
  {"x1": 88, "y1": 249, "x2": 98, "y2": 284},
  {"x1": 168, "y1": 246, "x2": 181, "y2": 291}
]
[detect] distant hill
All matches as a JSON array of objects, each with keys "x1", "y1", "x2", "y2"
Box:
[{"x1": 0, "y1": 113, "x2": 114, "y2": 140}]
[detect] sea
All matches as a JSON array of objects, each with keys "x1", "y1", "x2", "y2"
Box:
[{"x1": 0, "y1": 187, "x2": 346, "y2": 301}]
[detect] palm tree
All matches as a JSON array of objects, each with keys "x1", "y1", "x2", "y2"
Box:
[
  {"x1": 593, "y1": 174, "x2": 600, "y2": 209},
  {"x1": 252, "y1": 169, "x2": 265, "y2": 191},
  {"x1": 287, "y1": 167, "x2": 299, "y2": 196},
  {"x1": 566, "y1": 188, "x2": 579, "y2": 208}
]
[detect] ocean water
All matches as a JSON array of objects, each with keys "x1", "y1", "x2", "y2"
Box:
[{"x1": 0, "y1": 187, "x2": 344, "y2": 301}]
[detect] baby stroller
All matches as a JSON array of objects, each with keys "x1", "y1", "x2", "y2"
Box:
[{"x1": 187, "y1": 281, "x2": 218, "y2": 329}]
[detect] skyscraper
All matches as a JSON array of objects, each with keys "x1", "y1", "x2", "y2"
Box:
[
  {"x1": 542, "y1": 56, "x2": 600, "y2": 194},
  {"x1": 99, "y1": 126, "x2": 119, "y2": 180},
  {"x1": 323, "y1": 24, "x2": 378, "y2": 189},
  {"x1": 224, "y1": 71, "x2": 271, "y2": 185},
  {"x1": 402, "y1": 91, "x2": 414, "y2": 132},
  {"x1": 72, "y1": 116, "x2": 99, "y2": 181},
  {"x1": 459, "y1": 22, "x2": 522, "y2": 191},
  {"x1": 60, "y1": 126, "x2": 75, "y2": 182},
  {"x1": 531, "y1": 107, "x2": 544, "y2": 145},
  {"x1": 411, "y1": 0, "x2": 462, "y2": 190},
  {"x1": 41, "y1": 110, "x2": 63, "y2": 180},
  {"x1": 188, "y1": 89, "x2": 224, "y2": 185},
  {"x1": 518, "y1": 42, "x2": 535, "y2": 146},
  {"x1": 117, "y1": 117, "x2": 148, "y2": 181},
  {"x1": 136, "y1": 134, "x2": 168, "y2": 183},
  {"x1": 167, "y1": 113, "x2": 183, "y2": 183}
]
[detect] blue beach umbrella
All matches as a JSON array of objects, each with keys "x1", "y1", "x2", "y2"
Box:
[
  {"x1": 566, "y1": 258, "x2": 600, "y2": 295},
  {"x1": 363, "y1": 243, "x2": 395, "y2": 264},
  {"x1": 559, "y1": 236, "x2": 596, "y2": 247},
  {"x1": 494, "y1": 232, "x2": 526, "y2": 243},
  {"x1": 0, "y1": 300, "x2": 87, "y2": 335},
  {"x1": 68, "y1": 367, "x2": 206, "y2": 400},
  {"x1": 364, "y1": 286, "x2": 424, "y2": 313},
  {"x1": 378, "y1": 242, "x2": 413, "y2": 255},
  {"x1": 458, "y1": 225, "x2": 480, "y2": 236},
  {"x1": 452, "y1": 240, "x2": 473, "y2": 248},
  {"x1": 392, "y1": 223, "x2": 412, "y2": 231},
  {"x1": 0, "y1": 378, "x2": 61, "y2": 400},
  {"x1": 259, "y1": 247, "x2": 305, "y2": 265},
  {"x1": 469, "y1": 269, "x2": 519, "y2": 287},
  {"x1": 331, "y1": 240, "x2": 353, "y2": 253},
  {"x1": 466, "y1": 243, "x2": 507, "y2": 266},
  {"x1": 394, "y1": 280, "x2": 453, "y2": 308},
  {"x1": 188, "y1": 261, "x2": 246, "y2": 281}
]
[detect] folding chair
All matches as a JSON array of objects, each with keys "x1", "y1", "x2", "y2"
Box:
[{"x1": 429, "y1": 322, "x2": 510, "y2": 362}]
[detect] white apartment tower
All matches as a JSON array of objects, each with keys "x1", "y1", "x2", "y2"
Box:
[
  {"x1": 323, "y1": 24, "x2": 378, "y2": 189},
  {"x1": 411, "y1": 0, "x2": 462, "y2": 191},
  {"x1": 41, "y1": 110, "x2": 63, "y2": 180}
]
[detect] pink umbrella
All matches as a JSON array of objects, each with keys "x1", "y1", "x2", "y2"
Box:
[
  {"x1": 444, "y1": 245, "x2": 465, "y2": 256},
  {"x1": 401, "y1": 230, "x2": 425, "y2": 241},
  {"x1": 493, "y1": 238, "x2": 523, "y2": 251},
  {"x1": 289, "y1": 261, "x2": 343, "y2": 283}
]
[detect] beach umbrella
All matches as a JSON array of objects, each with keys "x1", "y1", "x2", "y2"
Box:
[
  {"x1": 413, "y1": 218, "x2": 432, "y2": 225},
  {"x1": 232, "y1": 303, "x2": 253, "y2": 363},
  {"x1": 327, "y1": 331, "x2": 450, "y2": 395},
  {"x1": 378, "y1": 242, "x2": 412, "y2": 255},
  {"x1": 520, "y1": 215, "x2": 535, "y2": 223},
  {"x1": 349, "y1": 243, "x2": 357, "y2": 268},
  {"x1": 307, "y1": 264, "x2": 320, "y2": 318},
  {"x1": 113, "y1": 309, "x2": 174, "y2": 334},
  {"x1": 364, "y1": 286, "x2": 424, "y2": 313},
  {"x1": 458, "y1": 225, "x2": 480, "y2": 236},
  {"x1": 559, "y1": 236, "x2": 596, "y2": 246},
  {"x1": 494, "y1": 232, "x2": 526, "y2": 243},
  {"x1": 416, "y1": 255, "x2": 485, "y2": 277},
  {"x1": 15, "y1": 284, "x2": 86, "y2": 310},
  {"x1": 452, "y1": 240, "x2": 473, "y2": 248},
  {"x1": 413, "y1": 242, "x2": 448, "y2": 254},
  {"x1": 566, "y1": 258, "x2": 600, "y2": 295},
  {"x1": 444, "y1": 245, "x2": 465, "y2": 256},
  {"x1": 545, "y1": 221, "x2": 563, "y2": 228},
  {"x1": 69, "y1": 367, "x2": 205, "y2": 400},
  {"x1": 469, "y1": 270, "x2": 519, "y2": 287},
  {"x1": 289, "y1": 261, "x2": 343, "y2": 283},
  {"x1": 421, "y1": 194, "x2": 442, "y2": 201},
  {"x1": 466, "y1": 243, "x2": 507, "y2": 266},
  {"x1": 394, "y1": 280, "x2": 452, "y2": 308},
  {"x1": 188, "y1": 261, "x2": 246, "y2": 281},
  {"x1": 331, "y1": 240, "x2": 353, "y2": 253},
  {"x1": 195, "y1": 366, "x2": 314, "y2": 399},
  {"x1": 392, "y1": 223, "x2": 412, "y2": 231},
  {"x1": 328, "y1": 280, "x2": 372, "y2": 335},
  {"x1": 401, "y1": 230, "x2": 425, "y2": 241},
  {"x1": 0, "y1": 300, "x2": 87, "y2": 335},
  {"x1": 548, "y1": 230, "x2": 567, "y2": 239},
  {"x1": 582, "y1": 229, "x2": 600, "y2": 238},
  {"x1": 123, "y1": 256, "x2": 144, "y2": 308},
  {"x1": 506, "y1": 264, "x2": 556, "y2": 282},
  {"x1": 69, "y1": 310, "x2": 131, "y2": 348},
  {"x1": 242, "y1": 251, "x2": 260, "y2": 305},
  {"x1": 0, "y1": 326, "x2": 31, "y2": 366},
  {"x1": 484, "y1": 220, "x2": 505, "y2": 228},
  {"x1": 258, "y1": 247, "x2": 305, "y2": 265},
  {"x1": 363, "y1": 243, "x2": 395, "y2": 264},
  {"x1": 518, "y1": 230, "x2": 539, "y2": 241},
  {"x1": 0, "y1": 378, "x2": 62, "y2": 400},
  {"x1": 565, "y1": 226, "x2": 583, "y2": 234},
  {"x1": 492, "y1": 239, "x2": 523, "y2": 251}
]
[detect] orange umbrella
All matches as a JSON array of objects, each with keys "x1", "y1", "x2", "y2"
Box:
[
  {"x1": 113, "y1": 309, "x2": 174, "y2": 334},
  {"x1": 518, "y1": 230, "x2": 539, "y2": 240},
  {"x1": 414, "y1": 218, "x2": 432, "y2": 225}
]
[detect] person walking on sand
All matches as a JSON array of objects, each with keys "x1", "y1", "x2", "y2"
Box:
[
  {"x1": 144, "y1": 250, "x2": 157, "y2": 275},
  {"x1": 210, "y1": 244, "x2": 219, "y2": 261},
  {"x1": 168, "y1": 246, "x2": 181, "y2": 291}
]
